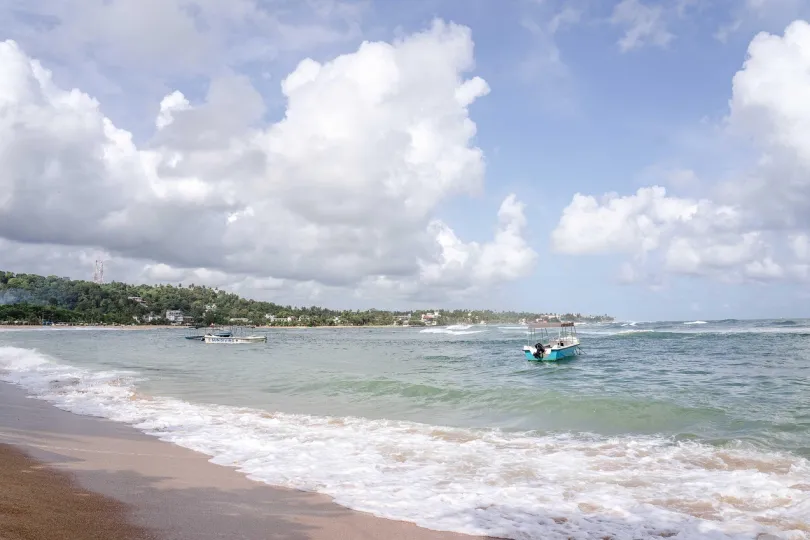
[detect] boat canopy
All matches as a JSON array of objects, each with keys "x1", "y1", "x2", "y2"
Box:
[{"x1": 526, "y1": 321, "x2": 575, "y2": 329}]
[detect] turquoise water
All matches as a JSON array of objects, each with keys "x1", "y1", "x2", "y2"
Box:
[{"x1": 2, "y1": 320, "x2": 810, "y2": 539}]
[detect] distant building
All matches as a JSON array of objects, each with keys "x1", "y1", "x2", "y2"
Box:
[
  {"x1": 265, "y1": 314, "x2": 295, "y2": 323},
  {"x1": 165, "y1": 310, "x2": 184, "y2": 324},
  {"x1": 128, "y1": 296, "x2": 149, "y2": 308},
  {"x1": 421, "y1": 310, "x2": 440, "y2": 326}
]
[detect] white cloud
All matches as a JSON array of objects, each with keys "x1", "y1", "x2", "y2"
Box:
[
  {"x1": 420, "y1": 195, "x2": 537, "y2": 290},
  {"x1": 551, "y1": 19, "x2": 810, "y2": 285},
  {"x1": 0, "y1": 0, "x2": 364, "y2": 77},
  {"x1": 551, "y1": 186, "x2": 700, "y2": 255},
  {"x1": 790, "y1": 234, "x2": 810, "y2": 261},
  {"x1": 0, "y1": 20, "x2": 537, "y2": 305},
  {"x1": 610, "y1": 0, "x2": 674, "y2": 52},
  {"x1": 728, "y1": 20, "x2": 810, "y2": 167},
  {"x1": 0, "y1": 0, "x2": 368, "y2": 136}
]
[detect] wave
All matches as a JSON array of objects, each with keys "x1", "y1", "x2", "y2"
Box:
[
  {"x1": 579, "y1": 326, "x2": 810, "y2": 338},
  {"x1": 683, "y1": 321, "x2": 708, "y2": 325},
  {"x1": 419, "y1": 327, "x2": 484, "y2": 336},
  {"x1": 1, "y1": 346, "x2": 808, "y2": 539}
]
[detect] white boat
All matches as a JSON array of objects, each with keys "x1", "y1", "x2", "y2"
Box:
[
  {"x1": 203, "y1": 326, "x2": 267, "y2": 344},
  {"x1": 203, "y1": 335, "x2": 266, "y2": 344}
]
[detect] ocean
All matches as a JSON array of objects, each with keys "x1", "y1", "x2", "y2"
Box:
[{"x1": 1, "y1": 320, "x2": 809, "y2": 539}]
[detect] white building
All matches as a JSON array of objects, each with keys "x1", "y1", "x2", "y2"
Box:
[
  {"x1": 394, "y1": 313, "x2": 411, "y2": 325},
  {"x1": 421, "y1": 310, "x2": 440, "y2": 326},
  {"x1": 165, "y1": 310, "x2": 184, "y2": 324},
  {"x1": 265, "y1": 314, "x2": 295, "y2": 323}
]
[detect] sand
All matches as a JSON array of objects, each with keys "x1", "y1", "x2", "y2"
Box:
[
  {"x1": 0, "y1": 444, "x2": 157, "y2": 540},
  {"x1": 0, "y1": 382, "x2": 490, "y2": 540}
]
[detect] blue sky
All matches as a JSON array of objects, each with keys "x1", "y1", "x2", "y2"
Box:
[
  {"x1": 2, "y1": 0, "x2": 810, "y2": 321},
  {"x1": 351, "y1": 0, "x2": 810, "y2": 320}
]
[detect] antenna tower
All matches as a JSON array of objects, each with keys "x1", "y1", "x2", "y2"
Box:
[{"x1": 93, "y1": 260, "x2": 105, "y2": 284}]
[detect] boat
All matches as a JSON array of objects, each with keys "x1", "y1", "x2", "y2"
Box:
[
  {"x1": 203, "y1": 326, "x2": 266, "y2": 344},
  {"x1": 185, "y1": 325, "x2": 231, "y2": 341},
  {"x1": 522, "y1": 321, "x2": 581, "y2": 361}
]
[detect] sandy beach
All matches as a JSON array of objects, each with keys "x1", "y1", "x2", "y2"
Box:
[
  {"x1": 0, "y1": 382, "x2": 490, "y2": 540},
  {"x1": 0, "y1": 443, "x2": 156, "y2": 540}
]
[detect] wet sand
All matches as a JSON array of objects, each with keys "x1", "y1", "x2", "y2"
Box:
[
  {"x1": 0, "y1": 382, "x2": 490, "y2": 540},
  {"x1": 0, "y1": 443, "x2": 156, "y2": 540}
]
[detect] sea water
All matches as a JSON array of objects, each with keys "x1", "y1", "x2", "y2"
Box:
[{"x1": 1, "y1": 320, "x2": 809, "y2": 539}]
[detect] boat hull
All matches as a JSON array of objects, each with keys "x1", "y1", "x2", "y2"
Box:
[
  {"x1": 203, "y1": 335, "x2": 266, "y2": 344},
  {"x1": 523, "y1": 344, "x2": 579, "y2": 361}
]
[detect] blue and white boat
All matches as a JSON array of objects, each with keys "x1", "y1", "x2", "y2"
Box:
[{"x1": 522, "y1": 321, "x2": 581, "y2": 361}]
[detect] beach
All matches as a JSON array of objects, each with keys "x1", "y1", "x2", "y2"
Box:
[
  {"x1": 1, "y1": 321, "x2": 809, "y2": 539},
  {"x1": 0, "y1": 443, "x2": 155, "y2": 540},
  {"x1": 0, "y1": 382, "x2": 487, "y2": 540}
]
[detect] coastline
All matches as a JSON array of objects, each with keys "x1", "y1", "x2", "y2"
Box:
[
  {"x1": 0, "y1": 324, "x2": 402, "y2": 331},
  {"x1": 0, "y1": 381, "x2": 492, "y2": 540}
]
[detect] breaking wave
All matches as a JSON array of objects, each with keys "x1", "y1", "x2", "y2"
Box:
[{"x1": 1, "y1": 346, "x2": 809, "y2": 540}]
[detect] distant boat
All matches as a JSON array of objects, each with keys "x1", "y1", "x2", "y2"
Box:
[
  {"x1": 203, "y1": 326, "x2": 266, "y2": 344},
  {"x1": 522, "y1": 321, "x2": 581, "y2": 361},
  {"x1": 185, "y1": 325, "x2": 231, "y2": 341}
]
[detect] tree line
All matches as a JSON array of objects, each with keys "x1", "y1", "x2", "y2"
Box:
[{"x1": 0, "y1": 271, "x2": 614, "y2": 327}]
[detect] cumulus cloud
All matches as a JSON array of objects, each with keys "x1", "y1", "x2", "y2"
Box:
[
  {"x1": 0, "y1": 0, "x2": 368, "y2": 136},
  {"x1": 551, "y1": 19, "x2": 810, "y2": 284},
  {"x1": 0, "y1": 20, "x2": 537, "y2": 304}
]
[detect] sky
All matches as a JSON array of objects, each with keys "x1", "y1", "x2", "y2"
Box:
[{"x1": 2, "y1": 0, "x2": 810, "y2": 321}]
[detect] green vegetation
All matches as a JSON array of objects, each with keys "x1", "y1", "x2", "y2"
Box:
[{"x1": 0, "y1": 271, "x2": 614, "y2": 327}]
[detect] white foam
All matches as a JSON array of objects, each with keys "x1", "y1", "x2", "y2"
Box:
[
  {"x1": 684, "y1": 321, "x2": 708, "y2": 325},
  {"x1": 2, "y1": 346, "x2": 809, "y2": 540},
  {"x1": 420, "y1": 326, "x2": 484, "y2": 335}
]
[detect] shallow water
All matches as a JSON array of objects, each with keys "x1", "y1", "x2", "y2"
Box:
[{"x1": 2, "y1": 319, "x2": 809, "y2": 539}]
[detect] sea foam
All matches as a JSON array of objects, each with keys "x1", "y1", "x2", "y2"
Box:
[
  {"x1": 1, "y1": 346, "x2": 809, "y2": 540},
  {"x1": 420, "y1": 325, "x2": 484, "y2": 336}
]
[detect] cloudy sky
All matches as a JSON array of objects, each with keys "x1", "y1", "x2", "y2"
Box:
[{"x1": 1, "y1": 0, "x2": 810, "y2": 320}]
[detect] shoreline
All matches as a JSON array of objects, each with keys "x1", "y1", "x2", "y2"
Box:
[
  {"x1": 0, "y1": 324, "x2": 405, "y2": 331},
  {"x1": 0, "y1": 381, "x2": 492, "y2": 540}
]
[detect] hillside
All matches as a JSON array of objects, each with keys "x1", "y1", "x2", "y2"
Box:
[{"x1": 0, "y1": 271, "x2": 613, "y2": 327}]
